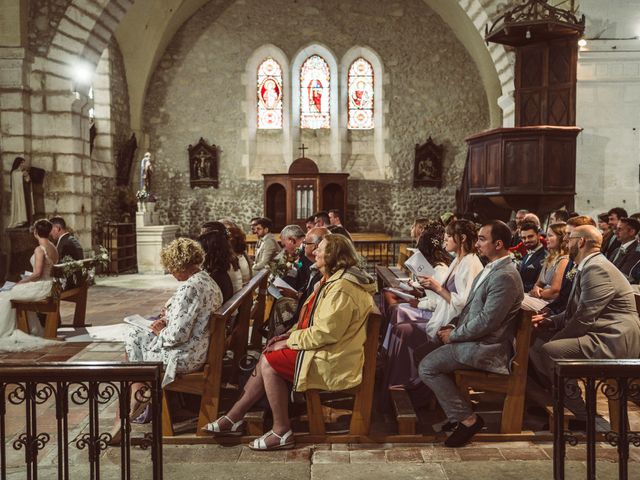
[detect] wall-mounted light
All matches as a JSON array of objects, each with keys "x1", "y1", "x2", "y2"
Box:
[
  {"x1": 71, "y1": 60, "x2": 93, "y2": 95},
  {"x1": 578, "y1": 38, "x2": 587, "y2": 47},
  {"x1": 525, "y1": 28, "x2": 531, "y2": 40}
]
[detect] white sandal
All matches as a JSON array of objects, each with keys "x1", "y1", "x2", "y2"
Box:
[
  {"x1": 248, "y1": 429, "x2": 295, "y2": 451},
  {"x1": 201, "y1": 415, "x2": 246, "y2": 436}
]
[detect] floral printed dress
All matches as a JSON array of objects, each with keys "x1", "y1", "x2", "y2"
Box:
[{"x1": 124, "y1": 270, "x2": 223, "y2": 387}]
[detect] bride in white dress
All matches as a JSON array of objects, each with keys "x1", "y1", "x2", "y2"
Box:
[{"x1": 0, "y1": 219, "x2": 61, "y2": 351}]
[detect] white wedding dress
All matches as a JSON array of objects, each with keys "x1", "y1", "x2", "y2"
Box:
[{"x1": 0, "y1": 246, "x2": 60, "y2": 352}]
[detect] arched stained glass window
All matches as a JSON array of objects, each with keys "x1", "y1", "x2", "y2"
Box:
[
  {"x1": 300, "y1": 55, "x2": 330, "y2": 129},
  {"x1": 257, "y1": 58, "x2": 283, "y2": 129},
  {"x1": 348, "y1": 58, "x2": 374, "y2": 129}
]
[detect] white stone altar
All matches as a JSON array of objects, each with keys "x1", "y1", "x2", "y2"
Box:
[{"x1": 135, "y1": 212, "x2": 179, "y2": 274}]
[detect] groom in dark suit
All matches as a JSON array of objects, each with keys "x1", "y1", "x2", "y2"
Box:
[
  {"x1": 50, "y1": 216, "x2": 84, "y2": 260},
  {"x1": 418, "y1": 220, "x2": 524, "y2": 447}
]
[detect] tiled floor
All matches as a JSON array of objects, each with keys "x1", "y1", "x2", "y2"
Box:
[{"x1": 2, "y1": 273, "x2": 640, "y2": 479}]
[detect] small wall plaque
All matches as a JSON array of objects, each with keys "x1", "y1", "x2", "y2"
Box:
[
  {"x1": 414, "y1": 136, "x2": 443, "y2": 188},
  {"x1": 188, "y1": 137, "x2": 219, "y2": 189}
]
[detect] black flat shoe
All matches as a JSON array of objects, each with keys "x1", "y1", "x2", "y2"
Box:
[{"x1": 444, "y1": 415, "x2": 485, "y2": 448}]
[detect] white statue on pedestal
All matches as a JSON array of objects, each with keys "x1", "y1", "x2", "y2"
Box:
[{"x1": 9, "y1": 157, "x2": 30, "y2": 228}]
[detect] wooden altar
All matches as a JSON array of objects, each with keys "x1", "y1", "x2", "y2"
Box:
[{"x1": 263, "y1": 157, "x2": 349, "y2": 231}]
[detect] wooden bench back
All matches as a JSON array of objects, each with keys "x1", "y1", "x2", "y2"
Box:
[
  {"x1": 511, "y1": 308, "x2": 533, "y2": 375},
  {"x1": 204, "y1": 270, "x2": 269, "y2": 378}
]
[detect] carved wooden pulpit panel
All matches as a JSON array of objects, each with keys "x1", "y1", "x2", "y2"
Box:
[{"x1": 188, "y1": 137, "x2": 219, "y2": 188}]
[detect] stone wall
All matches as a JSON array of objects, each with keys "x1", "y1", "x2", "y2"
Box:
[
  {"x1": 27, "y1": 0, "x2": 73, "y2": 56},
  {"x1": 143, "y1": 0, "x2": 489, "y2": 236}
]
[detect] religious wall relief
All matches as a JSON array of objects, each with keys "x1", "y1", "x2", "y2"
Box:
[
  {"x1": 188, "y1": 137, "x2": 219, "y2": 188},
  {"x1": 414, "y1": 136, "x2": 443, "y2": 188}
]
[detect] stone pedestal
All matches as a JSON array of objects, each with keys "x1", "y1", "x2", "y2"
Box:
[
  {"x1": 136, "y1": 225, "x2": 180, "y2": 274},
  {"x1": 136, "y1": 211, "x2": 159, "y2": 228}
]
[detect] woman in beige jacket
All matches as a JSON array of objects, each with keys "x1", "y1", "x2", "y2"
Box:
[{"x1": 203, "y1": 234, "x2": 376, "y2": 450}]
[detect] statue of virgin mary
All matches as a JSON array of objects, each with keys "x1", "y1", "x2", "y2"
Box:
[{"x1": 8, "y1": 157, "x2": 30, "y2": 227}]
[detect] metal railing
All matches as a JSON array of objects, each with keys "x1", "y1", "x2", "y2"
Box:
[
  {"x1": 553, "y1": 360, "x2": 640, "y2": 480},
  {"x1": 0, "y1": 362, "x2": 163, "y2": 480}
]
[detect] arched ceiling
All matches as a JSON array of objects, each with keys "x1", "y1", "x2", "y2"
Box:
[{"x1": 114, "y1": 0, "x2": 508, "y2": 133}]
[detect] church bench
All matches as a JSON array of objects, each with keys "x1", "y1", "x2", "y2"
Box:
[
  {"x1": 390, "y1": 388, "x2": 417, "y2": 435},
  {"x1": 162, "y1": 270, "x2": 269, "y2": 437},
  {"x1": 454, "y1": 309, "x2": 533, "y2": 434},
  {"x1": 12, "y1": 259, "x2": 95, "y2": 339},
  {"x1": 303, "y1": 305, "x2": 382, "y2": 438},
  {"x1": 248, "y1": 272, "x2": 269, "y2": 348}
]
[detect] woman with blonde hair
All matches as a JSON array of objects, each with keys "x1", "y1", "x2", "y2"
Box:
[
  {"x1": 203, "y1": 234, "x2": 376, "y2": 450},
  {"x1": 529, "y1": 222, "x2": 569, "y2": 301},
  {"x1": 110, "y1": 238, "x2": 222, "y2": 442}
]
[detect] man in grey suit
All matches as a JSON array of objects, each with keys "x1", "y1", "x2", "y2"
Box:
[
  {"x1": 529, "y1": 225, "x2": 640, "y2": 418},
  {"x1": 419, "y1": 220, "x2": 524, "y2": 447},
  {"x1": 253, "y1": 217, "x2": 281, "y2": 271}
]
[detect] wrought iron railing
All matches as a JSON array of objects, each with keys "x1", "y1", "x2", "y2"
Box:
[
  {"x1": 0, "y1": 362, "x2": 163, "y2": 480},
  {"x1": 553, "y1": 360, "x2": 640, "y2": 480}
]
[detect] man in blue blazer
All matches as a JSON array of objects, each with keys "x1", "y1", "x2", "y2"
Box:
[{"x1": 518, "y1": 221, "x2": 546, "y2": 292}]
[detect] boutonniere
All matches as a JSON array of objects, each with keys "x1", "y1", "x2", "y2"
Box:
[{"x1": 565, "y1": 266, "x2": 578, "y2": 281}]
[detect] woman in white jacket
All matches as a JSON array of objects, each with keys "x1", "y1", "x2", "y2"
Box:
[{"x1": 383, "y1": 219, "x2": 483, "y2": 389}]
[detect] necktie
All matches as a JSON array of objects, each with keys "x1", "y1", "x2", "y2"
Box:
[
  {"x1": 566, "y1": 269, "x2": 582, "y2": 317},
  {"x1": 613, "y1": 247, "x2": 626, "y2": 266}
]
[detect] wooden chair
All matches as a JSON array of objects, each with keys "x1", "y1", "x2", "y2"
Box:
[
  {"x1": 304, "y1": 304, "x2": 382, "y2": 437},
  {"x1": 12, "y1": 259, "x2": 95, "y2": 339},
  {"x1": 454, "y1": 309, "x2": 533, "y2": 434},
  {"x1": 161, "y1": 270, "x2": 268, "y2": 437}
]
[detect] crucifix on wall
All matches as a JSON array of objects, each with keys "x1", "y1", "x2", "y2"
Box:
[{"x1": 299, "y1": 144, "x2": 308, "y2": 158}]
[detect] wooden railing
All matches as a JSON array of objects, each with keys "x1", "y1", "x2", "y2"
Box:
[
  {"x1": 0, "y1": 362, "x2": 163, "y2": 480},
  {"x1": 553, "y1": 360, "x2": 640, "y2": 480}
]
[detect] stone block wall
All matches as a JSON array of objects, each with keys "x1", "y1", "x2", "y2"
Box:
[{"x1": 143, "y1": 0, "x2": 489, "y2": 237}]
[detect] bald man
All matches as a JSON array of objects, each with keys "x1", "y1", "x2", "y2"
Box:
[{"x1": 529, "y1": 225, "x2": 640, "y2": 419}]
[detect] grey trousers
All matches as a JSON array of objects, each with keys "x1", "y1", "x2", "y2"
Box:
[
  {"x1": 529, "y1": 335, "x2": 588, "y2": 419},
  {"x1": 418, "y1": 343, "x2": 474, "y2": 423}
]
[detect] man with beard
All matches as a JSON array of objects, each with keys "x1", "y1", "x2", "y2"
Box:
[
  {"x1": 529, "y1": 225, "x2": 640, "y2": 421},
  {"x1": 518, "y1": 221, "x2": 546, "y2": 292}
]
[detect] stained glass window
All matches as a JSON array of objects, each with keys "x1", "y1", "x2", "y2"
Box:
[
  {"x1": 300, "y1": 55, "x2": 330, "y2": 129},
  {"x1": 347, "y1": 58, "x2": 374, "y2": 129},
  {"x1": 257, "y1": 58, "x2": 283, "y2": 129}
]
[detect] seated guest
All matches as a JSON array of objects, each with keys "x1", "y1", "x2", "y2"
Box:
[
  {"x1": 383, "y1": 219, "x2": 482, "y2": 389},
  {"x1": 510, "y1": 209, "x2": 529, "y2": 247},
  {"x1": 111, "y1": 238, "x2": 223, "y2": 442},
  {"x1": 382, "y1": 221, "x2": 450, "y2": 315},
  {"x1": 510, "y1": 213, "x2": 547, "y2": 256},
  {"x1": 327, "y1": 224, "x2": 352, "y2": 241},
  {"x1": 226, "y1": 225, "x2": 252, "y2": 285},
  {"x1": 603, "y1": 207, "x2": 627, "y2": 259},
  {"x1": 271, "y1": 227, "x2": 330, "y2": 336},
  {"x1": 313, "y1": 210, "x2": 330, "y2": 228},
  {"x1": 611, "y1": 217, "x2": 640, "y2": 278},
  {"x1": 328, "y1": 209, "x2": 352, "y2": 240},
  {"x1": 518, "y1": 221, "x2": 547, "y2": 292},
  {"x1": 203, "y1": 234, "x2": 376, "y2": 450},
  {"x1": 305, "y1": 215, "x2": 315, "y2": 232},
  {"x1": 275, "y1": 224, "x2": 306, "y2": 288},
  {"x1": 253, "y1": 217, "x2": 280, "y2": 271},
  {"x1": 528, "y1": 223, "x2": 569, "y2": 302},
  {"x1": 418, "y1": 220, "x2": 524, "y2": 447},
  {"x1": 198, "y1": 222, "x2": 234, "y2": 302},
  {"x1": 410, "y1": 218, "x2": 430, "y2": 245},
  {"x1": 550, "y1": 210, "x2": 570, "y2": 224},
  {"x1": 597, "y1": 212, "x2": 611, "y2": 237},
  {"x1": 529, "y1": 225, "x2": 640, "y2": 419},
  {"x1": 49, "y1": 216, "x2": 83, "y2": 260},
  {"x1": 546, "y1": 215, "x2": 596, "y2": 314}
]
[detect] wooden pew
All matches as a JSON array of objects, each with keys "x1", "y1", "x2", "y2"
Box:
[
  {"x1": 12, "y1": 259, "x2": 95, "y2": 339},
  {"x1": 162, "y1": 270, "x2": 268, "y2": 437},
  {"x1": 304, "y1": 304, "x2": 382, "y2": 438},
  {"x1": 454, "y1": 309, "x2": 533, "y2": 434}
]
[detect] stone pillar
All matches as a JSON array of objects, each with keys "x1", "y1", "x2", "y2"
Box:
[{"x1": 136, "y1": 225, "x2": 179, "y2": 274}]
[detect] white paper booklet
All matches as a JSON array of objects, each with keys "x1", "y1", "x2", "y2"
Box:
[
  {"x1": 123, "y1": 314, "x2": 154, "y2": 332},
  {"x1": 0, "y1": 281, "x2": 16, "y2": 292},
  {"x1": 385, "y1": 288, "x2": 416, "y2": 302},
  {"x1": 271, "y1": 276, "x2": 294, "y2": 290},
  {"x1": 521, "y1": 294, "x2": 549, "y2": 313},
  {"x1": 404, "y1": 251, "x2": 436, "y2": 278},
  {"x1": 267, "y1": 284, "x2": 283, "y2": 300}
]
